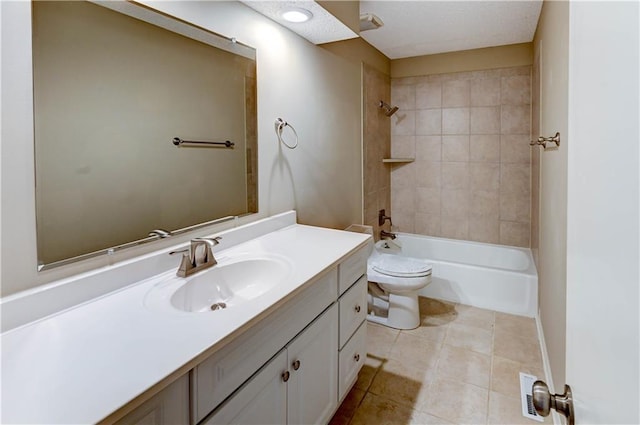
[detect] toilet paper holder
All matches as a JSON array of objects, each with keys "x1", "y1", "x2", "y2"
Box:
[{"x1": 530, "y1": 132, "x2": 560, "y2": 150}]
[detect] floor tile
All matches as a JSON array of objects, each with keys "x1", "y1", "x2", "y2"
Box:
[
  {"x1": 368, "y1": 357, "x2": 436, "y2": 409},
  {"x1": 494, "y1": 329, "x2": 543, "y2": 366},
  {"x1": 354, "y1": 353, "x2": 385, "y2": 391},
  {"x1": 420, "y1": 377, "x2": 489, "y2": 424},
  {"x1": 339, "y1": 299, "x2": 547, "y2": 425},
  {"x1": 494, "y1": 312, "x2": 538, "y2": 341},
  {"x1": 388, "y1": 333, "x2": 442, "y2": 371},
  {"x1": 366, "y1": 322, "x2": 400, "y2": 358},
  {"x1": 329, "y1": 387, "x2": 366, "y2": 425},
  {"x1": 419, "y1": 297, "x2": 458, "y2": 315},
  {"x1": 436, "y1": 344, "x2": 491, "y2": 388},
  {"x1": 401, "y1": 320, "x2": 448, "y2": 344},
  {"x1": 445, "y1": 323, "x2": 493, "y2": 355},
  {"x1": 350, "y1": 392, "x2": 444, "y2": 425},
  {"x1": 491, "y1": 355, "x2": 544, "y2": 398},
  {"x1": 411, "y1": 412, "x2": 455, "y2": 424},
  {"x1": 454, "y1": 304, "x2": 496, "y2": 332},
  {"x1": 419, "y1": 297, "x2": 459, "y2": 326}
]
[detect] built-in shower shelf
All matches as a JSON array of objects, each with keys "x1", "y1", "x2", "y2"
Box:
[{"x1": 382, "y1": 158, "x2": 415, "y2": 163}]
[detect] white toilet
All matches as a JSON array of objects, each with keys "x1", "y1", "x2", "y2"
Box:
[{"x1": 367, "y1": 242, "x2": 432, "y2": 330}]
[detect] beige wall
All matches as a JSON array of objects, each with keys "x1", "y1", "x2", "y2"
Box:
[
  {"x1": 391, "y1": 43, "x2": 533, "y2": 79},
  {"x1": 390, "y1": 66, "x2": 532, "y2": 246},
  {"x1": 322, "y1": 37, "x2": 390, "y2": 76},
  {"x1": 1, "y1": 1, "x2": 362, "y2": 296},
  {"x1": 362, "y1": 64, "x2": 391, "y2": 238},
  {"x1": 533, "y1": 0, "x2": 569, "y2": 389},
  {"x1": 322, "y1": 37, "x2": 391, "y2": 239}
]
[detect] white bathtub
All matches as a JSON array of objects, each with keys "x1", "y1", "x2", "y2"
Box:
[{"x1": 378, "y1": 233, "x2": 538, "y2": 317}]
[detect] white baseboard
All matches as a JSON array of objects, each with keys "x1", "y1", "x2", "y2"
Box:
[{"x1": 535, "y1": 310, "x2": 563, "y2": 425}]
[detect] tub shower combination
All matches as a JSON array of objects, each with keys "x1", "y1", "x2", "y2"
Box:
[{"x1": 374, "y1": 233, "x2": 538, "y2": 318}]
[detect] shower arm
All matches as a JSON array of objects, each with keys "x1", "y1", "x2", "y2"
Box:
[{"x1": 379, "y1": 101, "x2": 399, "y2": 117}]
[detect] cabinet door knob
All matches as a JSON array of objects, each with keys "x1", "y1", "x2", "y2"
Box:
[
  {"x1": 354, "y1": 353, "x2": 360, "y2": 362},
  {"x1": 354, "y1": 305, "x2": 361, "y2": 313},
  {"x1": 292, "y1": 359, "x2": 301, "y2": 370},
  {"x1": 282, "y1": 371, "x2": 290, "y2": 382}
]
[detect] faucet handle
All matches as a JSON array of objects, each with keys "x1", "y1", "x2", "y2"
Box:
[
  {"x1": 378, "y1": 209, "x2": 393, "y2": 227},
  {"x1": 191, "y1": 237, "x2": 221, "y2": 266},
  {"x1": 193, "y1": 236, "x2": 222, "y2": 246},
  {"x1": 175, "y1": 253, "x2": 193, "y2": 277}
]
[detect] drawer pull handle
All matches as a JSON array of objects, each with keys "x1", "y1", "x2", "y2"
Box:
[
  {"x1": 282, "y1": 371, "x2": 290, "y2": 382},
  {"x1": 354, "y1": 305, "x2": 361, "y2": 313},
  {"x1": 354, "y1": 353, "x2": 360, "y2": 362},
  {"x1": 292, "y1": 360, "x2": 301, "y2": 371}
]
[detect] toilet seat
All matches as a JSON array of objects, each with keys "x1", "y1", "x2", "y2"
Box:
[
  {"x1": 366, "y1": 252, "x2": 433, "y2": 330},
  {"x1": 370, "y1": 253, "x2": 432, "y2": 278}
]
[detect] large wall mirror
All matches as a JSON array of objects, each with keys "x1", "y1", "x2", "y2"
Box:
[{"x1": 32, "y1": 1, "x2": 258, "y2": 269}]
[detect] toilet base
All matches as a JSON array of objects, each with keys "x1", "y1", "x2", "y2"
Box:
[{"x1": 367, "y1": 289, "x2": 421, "y2": 330}]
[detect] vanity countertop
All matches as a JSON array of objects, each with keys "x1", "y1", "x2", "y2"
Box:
[{"x1": 1, "y1": 223, "x2": 370, "y2": 424}]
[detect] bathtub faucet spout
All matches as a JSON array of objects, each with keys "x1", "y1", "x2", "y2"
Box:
[{"x1": 380, "y1": 230, "x2": 397, "y2": 240}]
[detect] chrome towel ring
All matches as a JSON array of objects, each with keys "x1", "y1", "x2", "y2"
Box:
[{"x1": 275, "y1": 118, "x2": 298, "y2": 149}]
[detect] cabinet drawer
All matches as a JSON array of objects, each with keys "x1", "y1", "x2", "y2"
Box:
[
  {"x1": 338, "y1": 321, "x2": 367, "y2": 402},
  {"x1": 338, "y1": 245, "x2": 369, "y2": 295},
  {"x1": 192, "y1": 268, "x2": 338, "y2": 424},
  {"x1": 338, "y1": 275, "x2": 367, "y2": 349}
]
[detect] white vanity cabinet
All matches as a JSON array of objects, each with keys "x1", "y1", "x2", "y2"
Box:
[
  {"x1": 191, "y1": 268, "x2": 338, "y2": 424},
  {"x1": 115, "y1": 374, "x2": 190, "y2": 425},
  {"x1": 192, "y1": 243, "x2": 369, "y2": 425},
  {"x1": 2, "y1": 213, "x2": 375, "y2": 425},
  {"x1": 204, "y1": 303, "x2": 339, "y2": 425}
]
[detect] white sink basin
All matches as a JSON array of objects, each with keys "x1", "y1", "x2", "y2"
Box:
[{"x1": 145, "y1": 255, "x2": 292, "y2": 313}]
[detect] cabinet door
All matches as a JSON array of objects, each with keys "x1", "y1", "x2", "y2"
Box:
[
  {"x1": 203, "y1": 350, "x2": 287, "y2": 425},
  {"x1": 287, "y1": 303, "x2": 339, "y2": 425},
  {"x1": 115, "y1": 375, "x2": 189, "y2": 425}
]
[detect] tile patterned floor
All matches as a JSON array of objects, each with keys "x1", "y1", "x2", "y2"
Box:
[{"x1": 330, "y1": 297, "x2": 552, "y2": 425}]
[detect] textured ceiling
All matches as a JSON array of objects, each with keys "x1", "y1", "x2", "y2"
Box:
[
  {"x1": 359, "y1": 1, "x2": 543, "y2": 59},
  {"x1": 240, "y1": 1, "x2": 358, "y2": 44}
]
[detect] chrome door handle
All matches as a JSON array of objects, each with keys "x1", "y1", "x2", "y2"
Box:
[{"x1": 532, "y1": 381, "x2": 574, "y2": 425}]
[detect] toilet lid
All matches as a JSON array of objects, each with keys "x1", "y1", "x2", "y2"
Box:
[{"x1": 371, "y1": 254, "x2": 432, "y2": 278}]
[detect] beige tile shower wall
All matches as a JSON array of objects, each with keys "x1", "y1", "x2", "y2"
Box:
[
  {"x1": 363, "y1": 63, "x2": 391, "y2": 239},
  {"x1": 390, "y1": 66, "x2": 532, "y2": 247}
]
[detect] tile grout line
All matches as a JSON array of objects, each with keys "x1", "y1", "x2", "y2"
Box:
[
  {"x1": 409, "y1": 308, "x2": 449, "y2": 422},
  {"x1": 486, "y1": 311, "x2": 497, "y2": 425}
]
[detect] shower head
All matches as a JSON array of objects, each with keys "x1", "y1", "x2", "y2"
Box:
[{"x1": 379, "y1": 101, "x2": 399, "y2": 117}]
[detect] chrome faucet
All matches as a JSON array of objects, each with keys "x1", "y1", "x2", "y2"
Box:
[
  {"x1": 380, "y1": 230, "x2": 397, "y2": 240},
  {"x1": 170, "y1": 236, "x2": 221, "y2": 277}
]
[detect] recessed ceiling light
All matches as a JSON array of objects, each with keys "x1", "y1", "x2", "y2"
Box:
[{"x1": 282, "y1": 7, "x2": 313, "y2": 23}]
